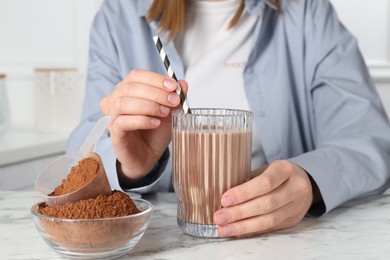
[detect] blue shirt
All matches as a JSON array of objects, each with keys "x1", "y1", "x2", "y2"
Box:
[{"x1": 67, "y1": 0, "x2": 390, "y2": 215}]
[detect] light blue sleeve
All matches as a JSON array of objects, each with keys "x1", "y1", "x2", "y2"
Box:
[
  {"x1": 288, "y1": 0, "x2": 390, "y2": 215},
  {"x1": 66, "y1": 2, "x2": 167, "y2": 193}
]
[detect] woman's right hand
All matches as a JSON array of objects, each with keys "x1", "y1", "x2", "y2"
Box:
[{"x1": 99, "y1": 69, "x2": 188, "y2": 187}]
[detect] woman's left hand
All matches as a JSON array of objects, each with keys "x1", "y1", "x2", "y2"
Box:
[{"x1": 213, "y1": 160, "x2": 314, "y2": 237}]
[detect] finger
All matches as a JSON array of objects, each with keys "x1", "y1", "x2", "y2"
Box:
[
  {"x1": 214, "y1": 181, "x2": 293, "y2": 225},
  {"x1": 110, "y1": 96, "x2": 171, "y2": 121},
  {"x1": 124, "y1": 69, "x2": 178, "y2": 92},
  {"x1": 116, "y1": 81, "x2": 181, "y2": 107},
  {"x1": 125, "y1": 70, "x2": 189, "y2": 98},
  {"x1": 218, "y1": 200, "x2": 302, "y2": 238},
  {"x1": 110, "y1": 114, "x2": 161, "y2": 136},
  {"x1": 221, "y1": 161, "x2": 293, "y2": 207},
  {"x1": 107, "y1": 96, "x2": 169, "y2": 137}
]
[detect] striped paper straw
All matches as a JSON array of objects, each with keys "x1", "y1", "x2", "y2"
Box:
[{"x1": 153, "y1": 35, "x2": 191, "y2": 114}]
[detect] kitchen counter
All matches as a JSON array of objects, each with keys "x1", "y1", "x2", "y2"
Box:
[
  {"x1": 0, "y1": 130, "x2": 68, "y2": 191},
  {"x1": 1, "y1": 190, "x2": 390, "y2": 260},
  {"x1": 0, "y1": 129, "x2": 68, "y2": 166}
]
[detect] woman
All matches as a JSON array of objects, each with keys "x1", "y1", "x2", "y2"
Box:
[{"x1": 67, "y1": 0, "x2": 390, "y2": 237}]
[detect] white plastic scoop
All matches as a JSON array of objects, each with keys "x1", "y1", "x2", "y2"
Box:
[
  {"x1": 35, "y1": 116, "x2": 112, "y2": 206},
  {"x1": 78, "y1": 116, "x2": 111, "y2": 157}
]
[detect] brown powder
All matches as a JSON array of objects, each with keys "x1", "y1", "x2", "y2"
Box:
[
  {"x1": 37, "y1": 215, "x2": 148, "y2": 252},
  {"x1": 36, "y1": 191, "x2": 146, "y2": 253},
  {"x1": 38, "y1": 190, "x2": 141, "y2": 219},
  {"x1": 33, "y1": 154, "x2": 149, "y2": 254},
  {"x1": 35, "y1": 191, "x2": 146, "y2": 253},
  {"x1": 49, "y1": 157, "x2": 99, "y2": 196}
]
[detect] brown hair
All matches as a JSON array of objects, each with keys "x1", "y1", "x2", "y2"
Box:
[{"x1": 148, "y1": 0, "x2": 280, "y2": 41}]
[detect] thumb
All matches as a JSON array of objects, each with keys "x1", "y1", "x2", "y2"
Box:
[
  {"x1": 178, "y1": 80, "x2": 189, "y2": 96},
  {"x1": 99, "y1": 96, "x2": 110, "y2": 115},
  {"x1": 250, "y1": 164, "x2": 269, "y2": 179}
]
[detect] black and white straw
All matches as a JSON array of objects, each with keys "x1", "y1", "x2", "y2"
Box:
[{"x1": 153, "y1": 35, "x2": 191, "y2": 114}]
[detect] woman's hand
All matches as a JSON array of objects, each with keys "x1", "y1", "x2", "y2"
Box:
[
  {"x1": 100, "y1": 69, "x2": 188, "y2": 186},
  {"x1": 213, "y1": 160, "x2": 314, "y2": 237}
]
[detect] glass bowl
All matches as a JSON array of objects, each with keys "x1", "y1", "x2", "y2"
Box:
[{"x1": 31, "y1": 198, "x2": 153, "y2": 260}]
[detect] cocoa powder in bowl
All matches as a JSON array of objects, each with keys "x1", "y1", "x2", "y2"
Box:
[
  {"x1": 39, "y1": 190, "x2": 141, "y2": 218},
  {"x1": 33, "y1": 155, "x2": 151, "y2": 254},
  {"x1": 35, "y1": 191, "x2": 146, "y2": 253}
]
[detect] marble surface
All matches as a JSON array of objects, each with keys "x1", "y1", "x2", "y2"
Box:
[{"x1": 1, "y1": 190, "x2": 390, "y2": 260}]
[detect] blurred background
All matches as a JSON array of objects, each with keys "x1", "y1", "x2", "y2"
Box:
[{"x1": 0, "y1": 0, "x2": 389, "y2": 191}]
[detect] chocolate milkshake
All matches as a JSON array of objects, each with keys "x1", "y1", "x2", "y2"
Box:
[{"x1": 172, "y1": 108, "x2": 253, "y2": 238}]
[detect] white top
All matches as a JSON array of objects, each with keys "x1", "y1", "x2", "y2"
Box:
[{"x1": 175, "y1": 0, "x2": 266, "y2": 169}]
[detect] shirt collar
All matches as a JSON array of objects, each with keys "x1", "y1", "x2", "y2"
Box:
[
  {"x1": 245, "y1": 0, "x2": 277, "y2": 16},
  {"x1": 136, "y1": 0, "x2": 276, "y2": 17},
  {"x1": 136, "y1": 0, "x2": 153, "y2": 17}
]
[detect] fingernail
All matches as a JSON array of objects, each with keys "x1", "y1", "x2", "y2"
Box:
[
  {"x1": 167, "y1": 93, "x2": 180, "y2": 105},
  {"x1": 221, "y1": 226, "x2": 233, "y2": 237},
  {"x1": 163, "y1": 79, "x2": 176, "y2": 90},
  {"x1": 214, "y1": 212, "x2": 229, "y2": 225},
  {"x1": 159, "y1": 105, "x2": 170, "y2": 115},
  {"x1": 150, "y1": 118, "x2": 161, "y2": 126},
  {"x1": 221, "y1": 196, "x2": 235, "y2": 207}
]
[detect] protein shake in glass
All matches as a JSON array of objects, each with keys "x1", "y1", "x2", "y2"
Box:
[{"x1": 172, "y1": 108, "x2": 253, "y2": 238}]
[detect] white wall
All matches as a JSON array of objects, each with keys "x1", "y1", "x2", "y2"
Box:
[
  {"x1": 330, "y1": 0, "x2": 390, "y2": 114},
  {"x1": 0, "y1": 0, "x2": 389, "y2": 131},
  {"x1": 0, "y1": 0, "x2": 103, "y2": 130}
]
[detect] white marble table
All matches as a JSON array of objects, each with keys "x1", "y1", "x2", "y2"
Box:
[{"x1": 1, "y1": 190, "x2": 390, "y2": 260}]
